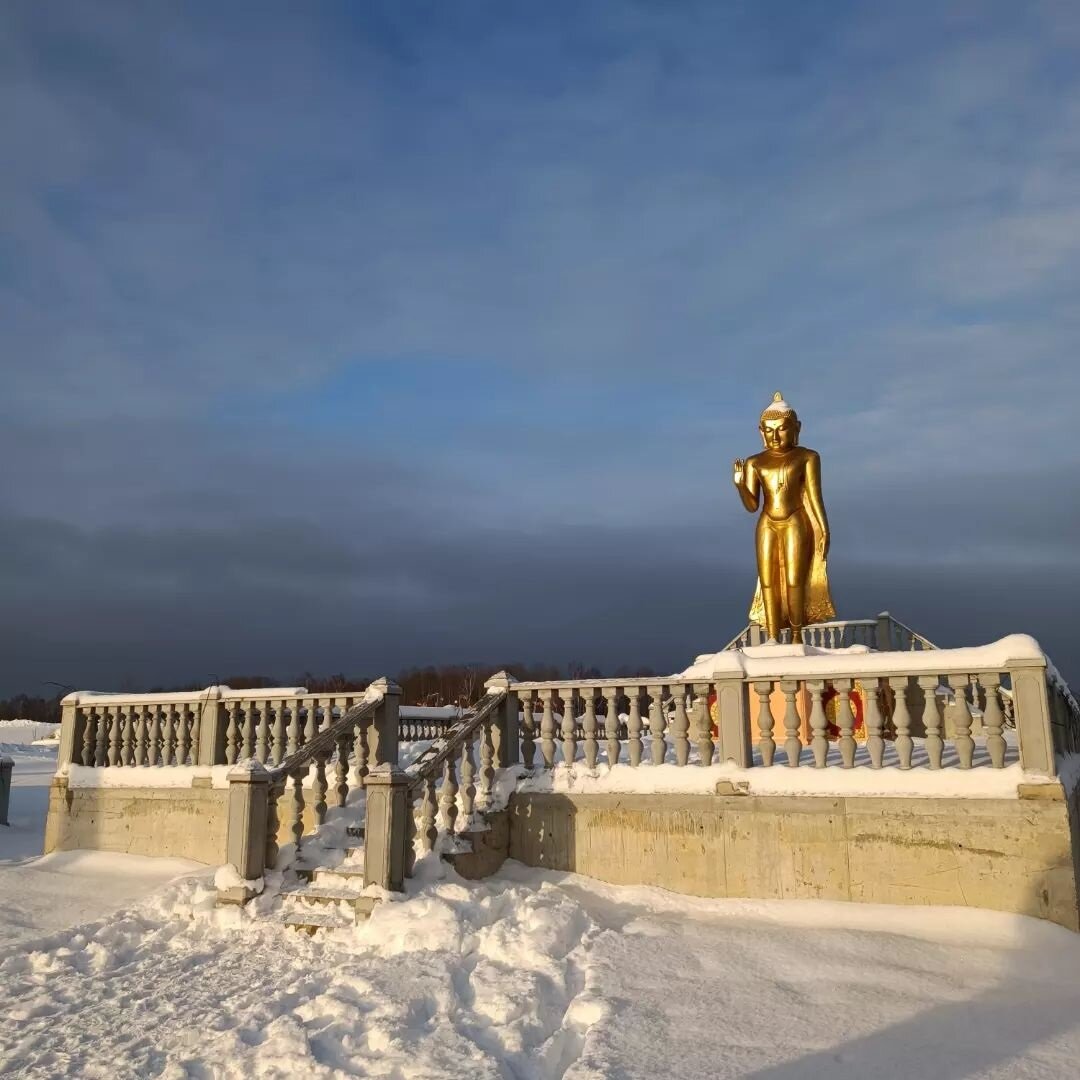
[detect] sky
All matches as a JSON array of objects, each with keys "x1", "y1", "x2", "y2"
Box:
[{"x1": 2, "y1": 1, "x2": 1080, "y2": 695}]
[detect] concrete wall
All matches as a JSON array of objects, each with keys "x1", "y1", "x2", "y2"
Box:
[
  {"x1": 508, "y1": 787, "x2": 1080, "y2": 931},
  {"x1": 44, "y1": 777, "x2": 229, "y2": 865}
]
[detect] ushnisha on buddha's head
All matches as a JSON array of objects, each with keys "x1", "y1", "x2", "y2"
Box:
[{"x1": 758, "y1": 391, "x2": 801, "y2": 451}]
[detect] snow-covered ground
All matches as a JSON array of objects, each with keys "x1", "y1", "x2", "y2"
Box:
[
  {"x1": 1, "y1": 742, "x2": 205, "y2": 952},
  {"x1": 4, "y1": 739, "x2": 1080, "y2": 1078},
  {"x1": 3, "y1": 861, "x2": 1080, "y2": 1079},
  {"x1": 1, "y1": 743, "x2": 59, "y2": 863}
]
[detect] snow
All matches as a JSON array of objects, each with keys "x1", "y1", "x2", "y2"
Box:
[
  {"x1": 0, "y1": 718, "x2": 60, "y2": 745},
  {"x1": 2, "y1": 856, "x2": 1080, "y2": 1078},
  {"x1": 677, "y1": 634, "x2": 1047, "y2": 681},
  {"x1": 65, "y1": 763, "x2": 235, "y2": 788},
  {"x1": 513, "y1": 757, "x2": 1048, "y2": 801},
  {"x1": 1, "y1": 743, "x2": 58, "y2": 861},
  {"x1": 3, "y1": 738, "x2": 1080, "y2": 1077},
  {"x1": 0, "y1": 851, "x2": 207, "y2": 953}
]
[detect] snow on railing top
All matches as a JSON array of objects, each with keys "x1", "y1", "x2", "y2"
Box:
[
  {"x1": 61, "y1": 686, "x2": 308, "y2": 706},
  {"x1": 510, "y1": 636, "x2": 1047, "y2": 693},
  {"x1": 677, "y1": 635, "x2": 1046, "y2": 683}
]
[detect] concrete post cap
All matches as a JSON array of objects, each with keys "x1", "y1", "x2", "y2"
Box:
[
  {"x1": 227, "y1": 761, "x2": 271, "y2": 782},
  {"x1": 484, "y1": 670, "x2": 518, "y2": 689},
  {"x1": 365, "y1": 763, "x2": 409, "y2": 784},
  {"x1": 0, "y1": 755, "x2": 13, "y2": 766},
  {"x1": 367, "y1": 676, "x2": 403, "y2": 696}
]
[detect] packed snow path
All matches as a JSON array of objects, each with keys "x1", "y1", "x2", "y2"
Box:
[{"x1": 4, "y1": 861, "x2": 1080, "y2": 1079}]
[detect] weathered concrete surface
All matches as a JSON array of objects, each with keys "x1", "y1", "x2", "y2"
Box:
[
  {"x1": 44, "y1": 778, "x2": 228, "y2": 864},
  {"x1": 451, "y1": 810, "x2": 510, "y2": 880},
  {"x1": 508, "y1": 789, "x2": 1080, "y2": 930}
]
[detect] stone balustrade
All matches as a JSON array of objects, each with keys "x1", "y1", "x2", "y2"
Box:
[
  {"x1": 57, "y1": 684, "x2": 428, "y2": 771},
  {"x1": 508, "y1": 636, "x2": 1068, "y2": 778}
]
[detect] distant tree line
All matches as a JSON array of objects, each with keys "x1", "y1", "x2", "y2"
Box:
[{"x1": 0, "y1": 661, "x2": 658, "y2": 725}]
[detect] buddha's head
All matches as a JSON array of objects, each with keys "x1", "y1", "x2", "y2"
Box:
[{"x1": 759, "y1": 391, "x2": 801, "y2": 451}]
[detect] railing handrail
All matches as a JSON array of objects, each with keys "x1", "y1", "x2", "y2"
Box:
[
  {"x1": 883, "y1": 613, "x2": 937, "y2": 651},
  {"x1": 405, "y1": 689, "x2": 507, "y2": 790},
  {"x1": 63, "y1": 685, "x2": 313, "y2": 707},
  {"x1": 267, "y1": 689, "x2": 385, "y2": 782},
  {"x1": 510, "y1": 642, "x2": 1048, "y2": 694},
  {"x1": 720, "y1": 614, "x2": 938, "y2": 655}
]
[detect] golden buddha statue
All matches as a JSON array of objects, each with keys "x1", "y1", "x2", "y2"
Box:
[{"x1": 732, "y1": 392, "x2": 835, "y2": 643}]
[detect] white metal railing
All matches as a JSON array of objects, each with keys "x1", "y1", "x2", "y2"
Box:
[{"x1": 722, "y1": 612, "x2": 937, "y2": 653}]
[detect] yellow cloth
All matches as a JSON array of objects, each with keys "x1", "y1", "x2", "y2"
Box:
[{"x1": 748, "y1": 507, "x2": 836, "y2": 627}]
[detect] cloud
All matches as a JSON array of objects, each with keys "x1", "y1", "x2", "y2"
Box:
[{"x1": 1, "y1": 2, "x2": 1079, "y2": 692}]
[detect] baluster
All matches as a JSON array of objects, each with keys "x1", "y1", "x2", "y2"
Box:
[
  {"x1": 108, "y1": 707, "x2": 122, "y2": 766},
  {"x1": 780, "y1": 680, "x2": 802, "y2": 767},
  {"x1": 649, "y1": 685, "x2": 667, "y2": 766},
  {"x1": 120, "y1": 706, "x2": 134, "y2": 766},
  {"x1": 918, "y1": 676, "x2": 944, "y2": 769},
  {"x1": 163, "y1": 706, "x2": 175, "y2": 765},
  {"x1": 271, "y1": 702, "x2": 286, "y2": 766},
  {"x1": 949, "y1": 673, "x2": 974, "y2": 769},
  {"x1": 753, "y1": 681, "x2": 777, "y2": 767},
  {"x1": 134, "y1": 707, "x2": 148, "y2": 766},
  {"x1": 420, "y1": 778, "x2": 438, "y2": 852},
  {"x1": 303, "y1": 697, "x2": 317, "y2": 749},
  {"x1": 265, "y1": 779, "x2": 283, "y2": 870},
  {"x1": 323, "y1": 698, "x2": 336, "y2": 746},
  {"x1": 354, "y1": 717, "x2": 370, "y2": 786},
  {"x1": 334, "y1": 733, "x2": 351, "y2": 806},
  {"x1": 694, "y1": 683, "x2": 714, "y2": 766},
  {"x1": 582, "y1": 690, "x2": 599, "y2": 770},
  {"x1": 889, "y1": 676, "x2": 914, "y2": 769},
  {"x1": 405, "y1": 791, "x2": 418, "y2": 878},
  {"x1": 226, "y1": 702, "x2": 240, "y2": 766},
  {"x1": 80, "y1": 709, "x2": 96, "y2": 766},
  {"x1": 627, "y1": 687, "x2": 643, "y2": 767},
  {"x1": 539, "y1": 691, "x2": 556, "y2": 769},
  {"x1": 440, "y1": 757, "x2": 459, "y2": 833},
  {"x1": 460, "y1": 737, "x2": 477, "y2": 824},
  {"x1": 670, "y1": 688, "x2": 690, "y2": 767},
  {"x1": 479, "y1": 720, "x2": 495, "y2": 806},
  {"x1": 176, "y1": 706, "x2": 191, "y2": 766},
  {"x1": 313, "y1": 751, "x2": 329, "y2": 826},
  {"x1": 561, "y1": 689, "x2": 578, "y2": 766},
  {"x1": 148, "y1": 708, "x2": 161, "y2": 766},
  {"x1": 865, "y1": 678, "x2": 885, "y2": 768},
  {"x1": 96, "y1": 707, "x2": 111, "y2": 766},
  {"x1": 604, "y1": 689, "x2": 621, "y2": 766},
  {"x1": 833, "y1": 680, "x2": 856, "y2": 768},
  {"x1": 286, "y1": 698, "x2": 301, "y2": 757},
  {"x1": 979, "y1": 672, "x2": 1006, "y2": 769},
  {"x1": 521, "y1": 694, "x2": 537, "y2": 769},
  {"x1": 255, "y1": 704, "x2": 270, "y2": 764},
  {"x1": 189, "y1": 702, "x2": 201, "y2": 764},
  {"x1": 241, "y1": 701, "x2": 255, "y2": 760},
  {"x1": 808, "y1": 681, "x2": 828, "y2": 768},
  {"x1": 289, "y1": 769, "x2": 305, "y2": 853}
]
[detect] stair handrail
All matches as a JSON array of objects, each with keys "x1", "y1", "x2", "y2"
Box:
[
  {"x1": 404, "y1": 688, "x2": 508, "y2": 790},
  {"x1": 267, "y1": 685, "x2": 385, "y2": 782},
  {"x1": 883, "y1": 613, "x2": 937, "y2": 651}
]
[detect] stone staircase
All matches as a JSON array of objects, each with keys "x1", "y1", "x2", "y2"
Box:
[{"x1": 281, "y1": 823, "x2": 381, "y2": 933}]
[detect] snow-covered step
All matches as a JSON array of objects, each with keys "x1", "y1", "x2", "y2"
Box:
[
  {"x1": 310, "y1": 867, "x2": 366, "y2": 888},
  {"x1": 293, "y1": 852, "x2": 364, "y2": 882},
  {"x1": 282, "y1": 910, "x2": 354, "y2": 934},
  {"x1": 282, "y1": 884, "x2": 381, "y2": 918}
]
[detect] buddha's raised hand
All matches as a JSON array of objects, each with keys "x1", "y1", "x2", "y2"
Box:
[{"x1": 732, "y1": 458, "x2": 745, "y2": 486}]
